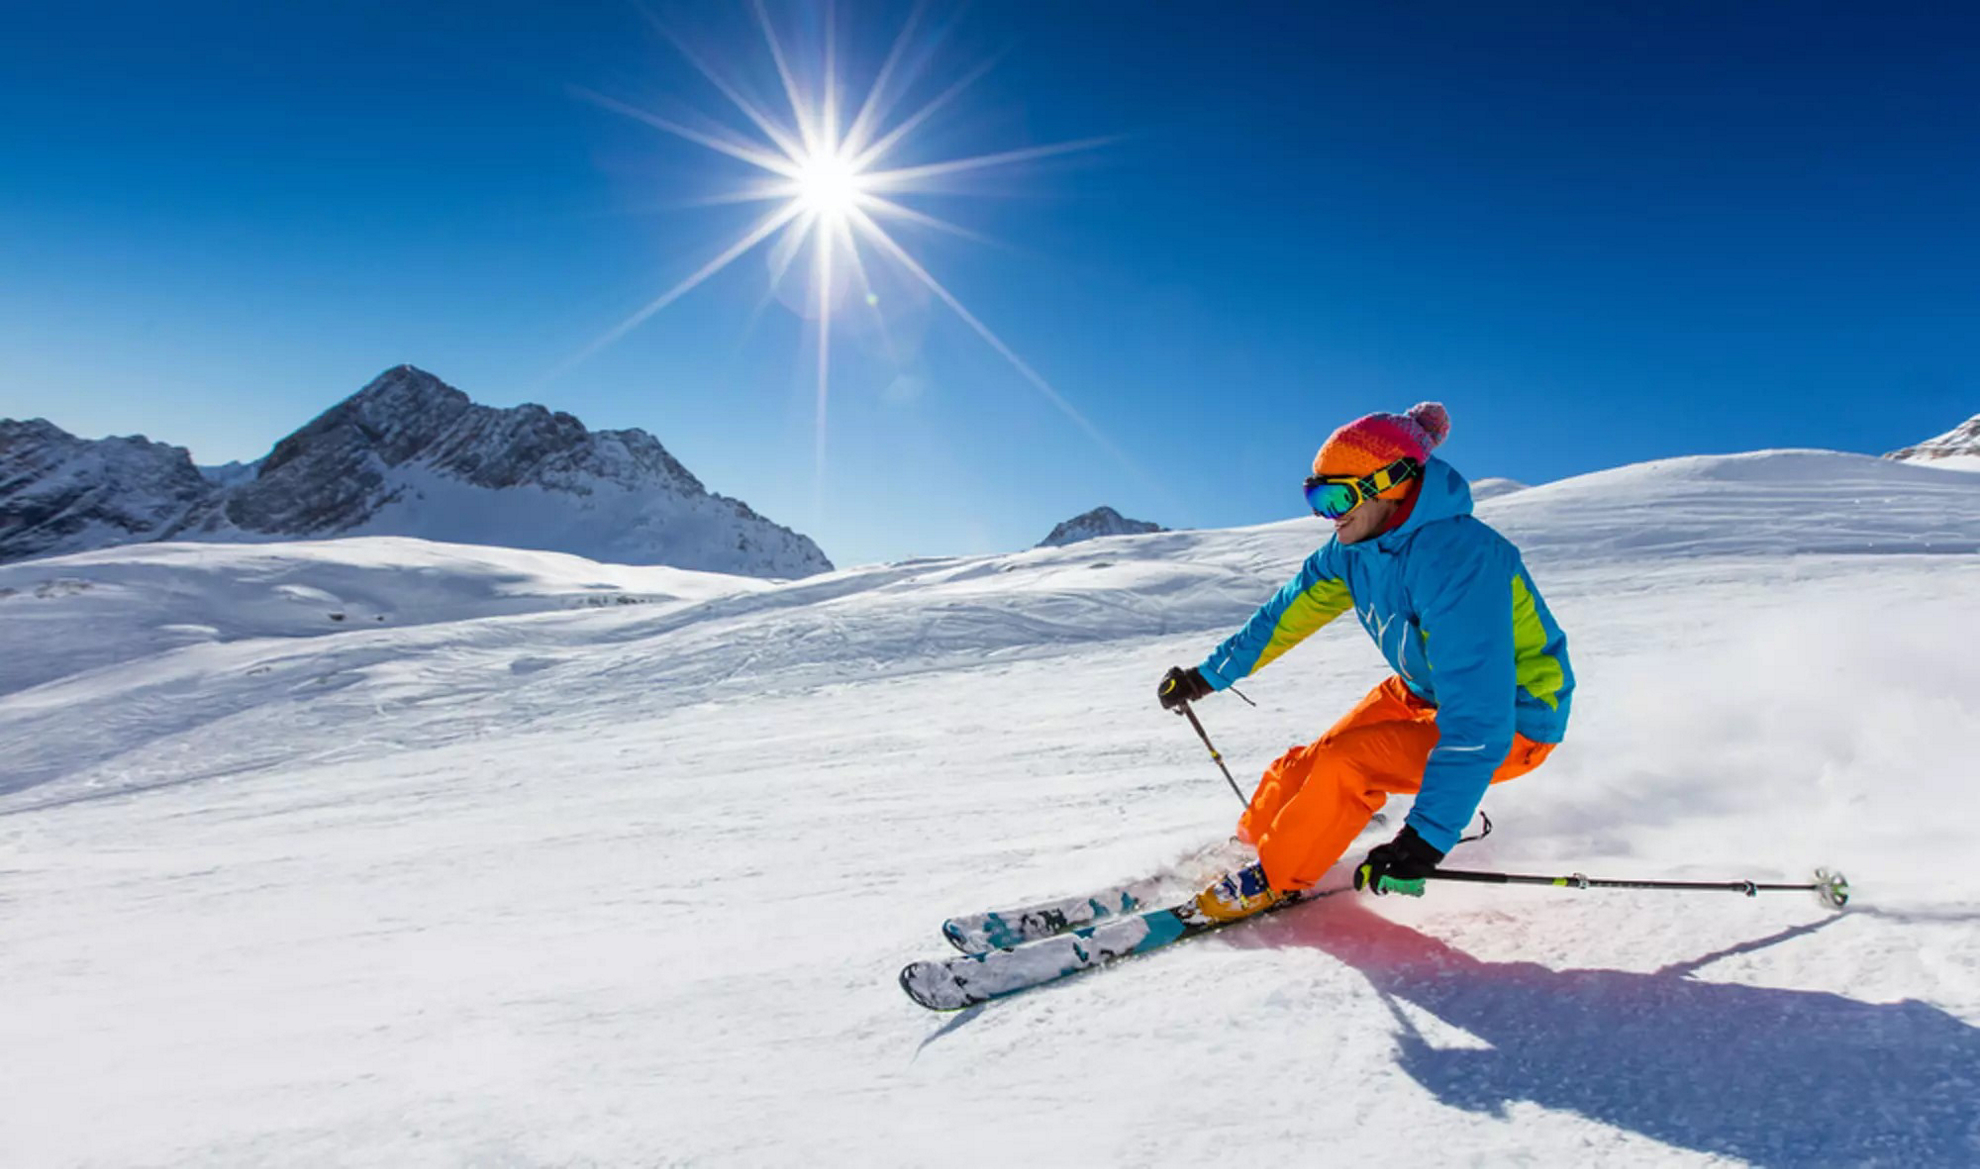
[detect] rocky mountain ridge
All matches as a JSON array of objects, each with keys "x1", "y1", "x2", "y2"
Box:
[
  {"x1": 0, "y1": 366, "x2": 833, "y2": 577},
  {"x1": 0, "y1": 421, "x2": 214, "y2": 559},
  {"x1": 1886, "y1": 414, "x2": 1980, "y2": 468},
  {"x1": 1036, "y1": 505, "x2": 1165, "y2": 548}
]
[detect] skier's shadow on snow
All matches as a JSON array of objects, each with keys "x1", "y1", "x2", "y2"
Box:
[{"x1": 1239, "y1": 898, "x2": 1980, "y2": 1167}]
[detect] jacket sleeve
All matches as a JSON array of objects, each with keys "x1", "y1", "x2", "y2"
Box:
[
  {"x1": 1403, "y1": 526, "x2": 1518, "y2": 853},
  {"x1": 1196, "y1": 543, "x2": 1353, "y2": 689}
]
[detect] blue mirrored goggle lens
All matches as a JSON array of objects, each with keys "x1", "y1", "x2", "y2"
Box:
[{"x1": 1304, "y1": 479, "x2": 1361, "y2": 519}]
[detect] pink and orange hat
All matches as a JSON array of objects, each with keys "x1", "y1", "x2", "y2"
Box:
[{"x1": 1313, "y1": 402, "x2": 1451, "y2": 498}]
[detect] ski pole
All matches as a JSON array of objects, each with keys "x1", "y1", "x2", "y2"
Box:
[
  {"x1": 1427, "y1": 866, "x2": 1851, "y2": 909},
  {"x1": 1175, "y1": 701, "x2": 1249, "y2": 806}
]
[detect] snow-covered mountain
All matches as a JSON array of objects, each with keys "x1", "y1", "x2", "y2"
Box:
[
  {"x1": 1887, "y1": 413, "x2": 1980, "y2": 471},
  {"x1": 0, "y1": 366, "x2": 833, "y2": 578},
  {"x1": 1469, "y1": 476, "x2": 1529, "y2": 501},
  {"x1": 1036, "y1": 504, "x2": 1165, "y2": 547},
  {"x1": 5, "y1": 446, "x2": 1978, "y2": 1166},
  {"x1": 0, "y1": 419, "x2": 215, "y2": 561}
]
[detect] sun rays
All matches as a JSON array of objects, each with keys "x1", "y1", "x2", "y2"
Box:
[{"x1": 565, "y1": 2, "x2": 1137, "y2": 494}]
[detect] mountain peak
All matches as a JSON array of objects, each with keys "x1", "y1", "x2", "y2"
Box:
[
  {"x1": 350, "y1": 363, "x2": 469, "y2": 413},
  {"x1": 262, "y1": 365, "x2": 470, "y2": 479},
  {"x1": 1, "y1": 417, "x2": 70, "y2": 446},
  {"x1": 1036, "y1": 506, "x2": 1166, "y2": 548},
  {"x1": 1886, "y1": 414, "x2": 1980, "y2": 467}
]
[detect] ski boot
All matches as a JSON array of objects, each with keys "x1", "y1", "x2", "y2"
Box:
[{"x1": 1192, "y1": 863, "x2": 1285, "y2": 923}]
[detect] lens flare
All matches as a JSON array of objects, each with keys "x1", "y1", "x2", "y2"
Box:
[{"x1": 565, "y1": 5, "x2": 1146, "y2": 499}]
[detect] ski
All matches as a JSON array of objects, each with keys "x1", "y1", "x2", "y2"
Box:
[
  {"x1": 938, "y1": 834, "x2": 1291, "y2": 953},
  {"x1": 903, "y1": 889, "x2": 1327, "y2": 1011},
  {"x1": 941, "y1": 879, "x2": 1164, "y2": 954}
]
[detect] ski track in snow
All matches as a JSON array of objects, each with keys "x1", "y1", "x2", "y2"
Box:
[{"x1": 3, "y1": 450, "x2": 1979, "y2": 1166}]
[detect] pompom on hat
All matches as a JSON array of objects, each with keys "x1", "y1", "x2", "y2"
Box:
[{"x1": 1312, "y1": 402, "x2": 1450, "y2": 497}]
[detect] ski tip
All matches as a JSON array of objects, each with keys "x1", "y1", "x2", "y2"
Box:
[
  {"x1": 898, "y1": 966, "x2": 926, "y2": 1014},
  {"x1": 900, "y1": 961, "x2": 975, "y2": 1012},
  {"x1": 940, "y1": 921, "x2": 971, "y2": 954},
  {"x1": 899, "y1": 962, "x2": 931, "y2": 1007},
  {"x1": 1814, "y1": 868, "x2": 1851, "y2": 911}
]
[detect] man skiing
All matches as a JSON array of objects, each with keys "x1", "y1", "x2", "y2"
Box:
[{"x1": 1158, "y1": 402, "x2": 1573, "y2": 916}]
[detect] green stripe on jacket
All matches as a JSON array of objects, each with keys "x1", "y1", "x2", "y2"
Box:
[
  {"x1": 1253, "y1": 577, "x2": 1353, "y2": 674},
  {"x1": 1511, "y1": 572, "x2": 1566, "y2": 710}
]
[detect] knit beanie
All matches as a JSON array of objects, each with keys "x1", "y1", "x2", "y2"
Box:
[{"x1": 1312, "y1": 402, "x2": 1451, "y2": 499}]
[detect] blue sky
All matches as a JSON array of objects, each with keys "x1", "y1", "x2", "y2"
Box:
[{"x1": 2, "y1": 2, "x2": 1974, "y2": 566}]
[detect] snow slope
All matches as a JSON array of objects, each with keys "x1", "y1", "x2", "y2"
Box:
[
  {"x1": 0, "y1": 537, "x2": 763, "y2": 698},
  {"x1": 4, "y1": 449, "x2": 1979, "y2": 1166}
]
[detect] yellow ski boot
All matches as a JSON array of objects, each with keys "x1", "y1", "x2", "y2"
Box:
[{"x1": 1192, "y1": 863, "x2": 1285, "y2": 923}]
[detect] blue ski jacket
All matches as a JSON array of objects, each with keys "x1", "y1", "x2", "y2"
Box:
[{"x1": 1196, "y1": 457, "x2": 1573, "y2": 852}]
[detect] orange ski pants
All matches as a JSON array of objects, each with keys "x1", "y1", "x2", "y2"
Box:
[{"x1": 1237, "y1": 676, "x2": 1556, "y2": 891}]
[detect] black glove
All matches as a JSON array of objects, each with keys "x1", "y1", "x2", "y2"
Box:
[
  {"x1": 1354, "y1": 825, "x2": 1446, "y2": 897},
  {"x1": 1157, "y1": 666, "x2": 1213, "y2": 712}
]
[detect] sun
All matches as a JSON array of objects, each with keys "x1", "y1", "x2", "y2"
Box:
[
  {"x1": 793, "y1": 149, "x2": 865, "y2": 218},
  {"x1": 565, "y1": 7, "x2": 1144, "y2": 499}
]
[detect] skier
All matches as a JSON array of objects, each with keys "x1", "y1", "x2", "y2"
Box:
[{"x1": 1158, "y1": 402, "x2": 1573, "y2": 917}]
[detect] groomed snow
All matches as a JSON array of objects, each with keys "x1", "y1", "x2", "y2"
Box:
[
  {"x1": 4, "y1": 449, "x2": 1978, "y2": 1165},
  {"x1": 0, "y1": 537, "x2": 766, "y2": 697},
  {"x1": 1912, "y1": 453, "x2": 1980, "y2": 473}
]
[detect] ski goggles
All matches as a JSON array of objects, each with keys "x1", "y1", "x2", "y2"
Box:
[{"x1": 1303, "y1": 457, "x2": 1420, "y2": 520}]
